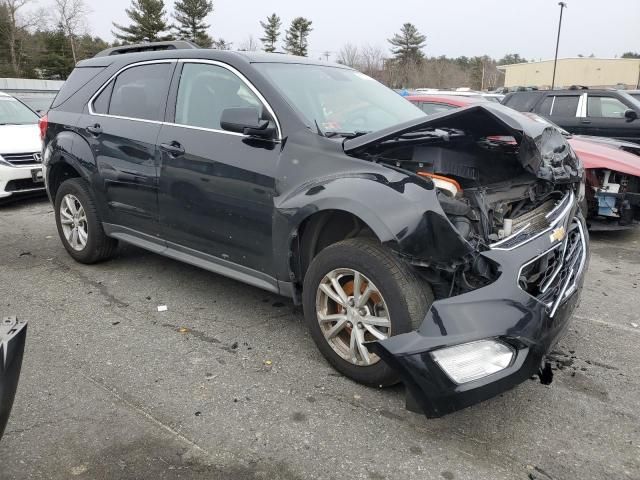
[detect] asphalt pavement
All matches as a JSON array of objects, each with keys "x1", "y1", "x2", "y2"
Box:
[{"x1": 0, "y1": 196, "x2": 639, "y2": 480}]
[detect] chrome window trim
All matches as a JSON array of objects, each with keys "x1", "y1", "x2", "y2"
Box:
[
  {"x1": 576, "y1": 92, "x2": 588, "y2": 118},
  {"x1": 175, "y1": 59, "x2": 282, "y2": 141},
  {"x1": 87, "y1": 59, "x2": 175, "y2": 124},
  {"x1": 86, "y1": 58, "x2": 283, "y2": 142}
]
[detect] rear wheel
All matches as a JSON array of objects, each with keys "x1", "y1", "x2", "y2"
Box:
[
  {"x1": 54, "y1": 178, "x2": 117, "y2": 264},
  {"x1": 303, "y1": 238, "x2": 434, "y2": 387}
]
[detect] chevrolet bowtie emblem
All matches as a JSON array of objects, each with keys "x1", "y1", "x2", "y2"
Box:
[{"x1": 549, "y1": 226, "x2": 566, "y2": 243}]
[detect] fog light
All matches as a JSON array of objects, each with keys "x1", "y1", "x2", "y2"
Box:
[{"x1": 430, "y1": 339, "x2": 514, "y2": 384}]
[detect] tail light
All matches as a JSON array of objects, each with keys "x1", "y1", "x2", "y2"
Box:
[{"x1": 38, "y1": 114, "x2": 48, "y2": 141}]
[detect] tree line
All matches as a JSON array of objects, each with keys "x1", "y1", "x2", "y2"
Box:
[{"x1": 1, "y1": 0, "x2": 637, "y2": 90}]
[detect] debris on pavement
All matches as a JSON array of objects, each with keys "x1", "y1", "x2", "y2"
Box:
[{"x1": 157, "y1": 305, "x2": 168, "y2": 312}]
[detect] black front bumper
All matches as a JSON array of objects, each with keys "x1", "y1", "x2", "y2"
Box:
[{"x1": 372, "y1": 214, "x2": 589, "y2": 418}]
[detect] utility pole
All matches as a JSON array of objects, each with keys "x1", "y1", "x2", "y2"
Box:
[{"x1": 551, "y1": 2, "x2": 567, "y2": 90}]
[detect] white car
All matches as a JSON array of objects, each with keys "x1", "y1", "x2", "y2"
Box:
[{"x1": 0, "y1": 92, "x2": 44, "y2": 199}]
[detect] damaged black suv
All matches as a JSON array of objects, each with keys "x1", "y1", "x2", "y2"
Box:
[{"x1": 41, "y1": 44, "x2": 589, "y2": 417}]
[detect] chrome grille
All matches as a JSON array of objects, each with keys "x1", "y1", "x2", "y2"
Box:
[
  {"x1": 518, "y1": 218, "x2": 586, "y2": 317},
  {"x1": 1, "y1": 152, "x2": 42, "y2": 166},
  {"x1": 491, "y1": 191, "x2": 574, "y2": 250}
]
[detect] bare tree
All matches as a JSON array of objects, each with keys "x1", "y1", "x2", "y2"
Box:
[
  {"x1": 360, "y1": 44, "x2": 384, "y2": 76},
  {"x1": 239, "y1": 34, "x2": 259, "y2": 51},
  {"x1": 0, "y1": 0, "x2": 43, "y2": 75},
  {"x1": 52, "y1": 0, "x2": 88, "y2": 64},
  {"x1": 337, "y1": 43, "x2": 360, "y2": 68}
]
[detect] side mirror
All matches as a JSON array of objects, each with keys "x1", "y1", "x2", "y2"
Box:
[
  {"x1": 220, "y1": 107, "x2": 275, "y2": 139},
  {"x1": 624, "y1": 109, "x2": 638, "y2": 121}
]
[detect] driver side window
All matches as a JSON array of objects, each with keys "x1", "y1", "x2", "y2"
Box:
[{"x1": 175, "y1": 63, "x2": 263, "y2": 130}]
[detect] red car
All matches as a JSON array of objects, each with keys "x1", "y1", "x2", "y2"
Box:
[{"x1": 407, "y1": 95, "x2": 640, "y2": 229}]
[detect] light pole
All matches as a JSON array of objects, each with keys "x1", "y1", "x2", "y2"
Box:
[{"x1": 551, "y1": 2, "x2": 567, "y2": 90}]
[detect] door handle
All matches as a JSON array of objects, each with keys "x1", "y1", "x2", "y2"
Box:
[
  {"x1": 580, "y1": 120, "x2": 591, "y2": 124},
  {"x1": 87, "y1": 124, "x2": 102, "y2": 135},
  {"x1": 160, "y1": 141, "x2": 185, "y2": 157}
]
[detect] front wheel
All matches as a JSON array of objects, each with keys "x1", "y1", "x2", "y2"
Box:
[{"x1": 302, "y1": 238, "x2": 434, "y2": 387}]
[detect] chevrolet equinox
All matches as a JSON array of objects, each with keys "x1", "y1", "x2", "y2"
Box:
[{"x1": 41, "y1": 44, "x2": 589, "y2": 417}]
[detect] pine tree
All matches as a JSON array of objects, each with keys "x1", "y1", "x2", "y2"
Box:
[
  {"x1": 259, "y1": 13, "x2": 281, "y2": 53},
  {"x1": 173, "y1": 0, "x2": 213, "y2": 47},
  {"x1": 284, "y1": 17, "x2": 312, "y2": 57},
  {"x1": 112, "y1": 0, "x2": 173, "y2": 43},
  {"x1": 388, "y1": 23, "x2": 426, "y2": 64}
]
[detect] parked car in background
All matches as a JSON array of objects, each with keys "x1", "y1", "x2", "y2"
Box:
[
  {"x1": 408, "y1": 94, "x2": 640, "y2": 229},
  {"x1": 0, "y1": 92, "x2": 45, "y2": 200},
  {"x1": 502, "y1": 89, "x2": 640, "y2": 144},
  {"x1": 11, "y1": 92, "x2": 57, "y2": 115},
  {"x1": 42, "y1": 43, "x2": 587, "y2": 417}
]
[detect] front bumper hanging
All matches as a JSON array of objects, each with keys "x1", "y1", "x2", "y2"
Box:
[{"x1": 371, "y1": 212, "x2": 589, "y2": 418}]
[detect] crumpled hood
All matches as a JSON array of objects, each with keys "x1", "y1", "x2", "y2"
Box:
[
  {"x1": 569, "y1": 136, "x2": 640, "y2": 177},
  {"x1": 344, "y1": 103, "x2": 582, "y2": 183},
  {"x1": 0, "y1": 123, "x2": 41, "y2": 155}
]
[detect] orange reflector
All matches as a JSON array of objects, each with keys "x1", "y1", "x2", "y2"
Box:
[{"x1": 417, "y1": 172, "x2": 463, "y2": 195}]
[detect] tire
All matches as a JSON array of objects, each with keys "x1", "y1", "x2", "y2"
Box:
[
  {"x1": 54, "y1": 178, "x2": 117, "y2": 264},
  {"x1": 302, "y1": 237, "x2": 434, "y2": 387}
]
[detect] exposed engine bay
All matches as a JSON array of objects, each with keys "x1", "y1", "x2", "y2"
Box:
[{"x1": 344, "y1": 104, "x2": 583, "y2": 297}]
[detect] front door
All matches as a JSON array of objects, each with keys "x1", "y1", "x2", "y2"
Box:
[
  {"x1": 83, "y1": 61, "x2": 174, "y2": 235},
  {"x1": 584, "y1": 93, "x2": 640, "y2": 142},
  {"x1": 157, "y1": 61, "x2": 280, "y2": 276}
]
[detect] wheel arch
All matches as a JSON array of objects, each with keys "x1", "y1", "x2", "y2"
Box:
[{"x1": 45, "y1": 131, "x2": 95, "y2": 200}]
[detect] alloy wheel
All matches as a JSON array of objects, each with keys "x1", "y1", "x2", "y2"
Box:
[
  {"x1": 315, "y1": 268, "x2": 391, "y2": 366},
  {"x1": 59, "y1": 194, "x2": 88, "y2": 251}
]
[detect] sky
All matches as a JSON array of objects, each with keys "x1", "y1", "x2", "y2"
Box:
[{"x1": 87, "y1": 0, "x2": 640, "y2": 61}]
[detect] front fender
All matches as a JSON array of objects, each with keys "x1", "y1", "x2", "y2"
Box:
[{"x1": 273, "y1": 171, "x2": 474, "y2": 281}]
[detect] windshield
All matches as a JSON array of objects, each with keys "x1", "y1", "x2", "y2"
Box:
[
  {"x1": 0, "y1": 96, "x2": 39, "y2": 124},
  {"x1": 254, "y1": 63, "x2": 425, "y2": 136}
]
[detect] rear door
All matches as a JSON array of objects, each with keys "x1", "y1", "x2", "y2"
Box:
[
  {"x1": 583, "y1": 93, "x2": 640, "y2": 142},
  {"x1": 156, "y1": 60, "x2": 280, "y2": 276},
  {"x1": 535, "y1": 92, "x2": 585, "y2": 134},
  {"x1": 83, "y1": 61, "x2": 175, "y2": 235}
]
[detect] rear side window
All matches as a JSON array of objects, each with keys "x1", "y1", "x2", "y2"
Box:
[
  {"x1": 51, "y1": 66, "x2": 105, "y2": 109},
  {"x1": 537, "y1": 96, "x2": 553, "y2": 115},
  {"x1": 107, "y1": 63, "x2": 172, "y2": 121},
  {"x1": 549, "y1": 96, "x2": 579, "y2": 117},
  {"x1": 92, "y1": 81, "x2": 113, "y2": 114},
  {"x1": 502, "y1": 92, "x2": 542, "y2": 111}
]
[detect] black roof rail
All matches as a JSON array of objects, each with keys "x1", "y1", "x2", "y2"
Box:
[{"x1": 94, "y1": 40, "x2": 200, "y2": 58}]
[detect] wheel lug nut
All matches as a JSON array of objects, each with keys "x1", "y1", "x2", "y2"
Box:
[
  {"x1": 358, "y1": 308, "x2": 367, "y2": 316},
  {"x1": 348, "y1": 299, "x2": 355, "y2": 307},
  {"x1": 357, "y1": 322, "x2": 364, "y2": 329},
  {"x1": 346, "y1": 322, "x2": 352, "y2": 328}
]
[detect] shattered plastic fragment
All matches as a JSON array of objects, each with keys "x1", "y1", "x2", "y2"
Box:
[
  {"x1": 178, "y1": 327, "x2": 190, "y2": 333},
  {"x1": 157, "y1": 305, "x2": 167, "y2": 312}
]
